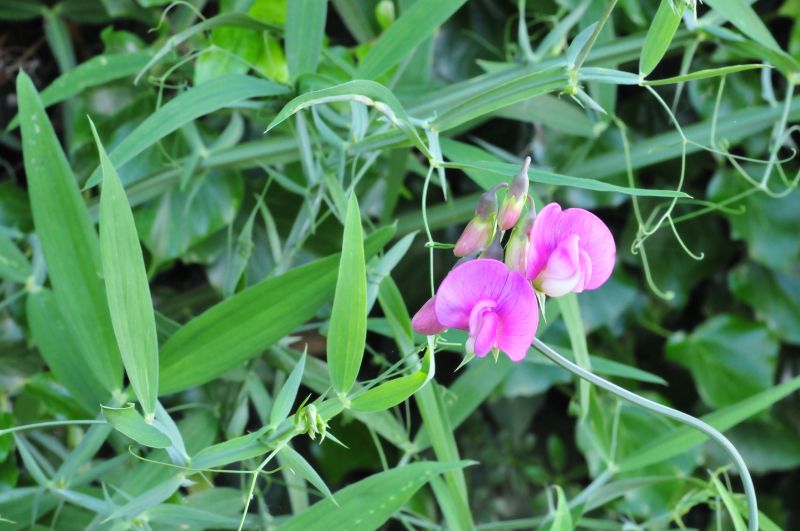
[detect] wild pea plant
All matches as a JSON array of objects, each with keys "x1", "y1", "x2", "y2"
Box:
[{"x1": 0, "y1": 0, "x2": 799, "y2": 529}]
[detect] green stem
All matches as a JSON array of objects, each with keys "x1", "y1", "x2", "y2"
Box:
[
  {"x1": 0, "y1": 420, "x2": 106, "y2": 437},
  {"x1": 572, "y1": 0, "x2": 618, "y2": 72},
  {"x1": 532, "y1": 337, "x2": 758, "y2": 531}
]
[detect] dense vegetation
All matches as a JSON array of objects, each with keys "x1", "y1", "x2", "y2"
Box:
[{"x1": 0, "y1": 0, "x2": 799, "y2": 529}]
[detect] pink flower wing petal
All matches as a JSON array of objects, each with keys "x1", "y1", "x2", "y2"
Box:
[
  {"x1": 434, "y1": 259, "x2": 510, "y2": 329},
  {"x1": 411, "y1": 297, "x2": 446, "y2": 335},
  {"x1": 538, "y1": 234, "x2": 582, "y2": 297},
  {"x1": 493, "y1": 270, "x2": 538, "y2": 362},
  {"x1": 557, "y1": 208, "x2": 615, "y2": 290}
]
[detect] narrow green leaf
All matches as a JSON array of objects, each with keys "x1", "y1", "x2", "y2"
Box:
[
  {"x1": 331, "y1": 0, "x2": 377, "y2": 43},
  {"x1": 643, "y1": 64, "x2": 768, "y2": 86},
  {"x1": 103, "y1": 473, "x2": 184, "y2": 522},
  {"x1": 351, "y1": 339, "x2": 435, "y2": 412},
  {"x1": 618, "y1": 375, "x2": 800, "y2": 472},
  {"x1": 286, "y1": 0, "x2": 327, "y2": 80},
  {"x1": 357, "y1": 0, "x2": 468, "y2": 79},
  {"x1": 192, "y1": 430, "x2": 270, "y2": 470},
  {"x1": 278, "y1": 461, "x2": 472, "y2": 530},
  {"x1": 270, "y1": 354, "x2": 306, "y2": 427},
  {"x1": 548, "y1": 486, "x2": 573, "y2": 531},
  {"x1": 159, "y1": 225, "x2": 394, "y2": 394},
  {"x1": 86, "y1": 75, "x2": 289, "y2": 187},
  {"x1": 16, "y1": 71, "x2": 122, "y2": 393},
  {"x1": 441, "y1": 139, "x2": 689, "y2": 198},
  {"x1": 279, "y1": 445, "x2": 335, "y2": 502},
  {"x1": 92, "y1": 120, "x2": 159, "y2": 417},
  {"x1": 639, "y1": 0, "x2": 685, "y2": 76},
  {"x1": 704, "y1": 0, "x2": 781, "y2": 53},
  {"x1": 327, "y1": 195, "x2": 368, "y2": 395},
  {"x1": 101, "y1": 403, "x2": 171, "y2": 448},
  {"x1": 266, "y1": 80, "x2": 430, "y2": 158},
  {"x1": 711, "y1": 474, "x2": 748, "y2": 531},
  {"x1": 0, "y1": 232, "x2": 30, "y2": 283},
  {"x1": 558, "y1": 294, "x2": 591, "y2": 418}
]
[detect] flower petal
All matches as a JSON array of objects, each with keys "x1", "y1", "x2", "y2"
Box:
[
  {"x1": 561, "y1": 211, "x2": 614, "y2": 290},
  {"x1": 472, "y1": 311, "x2": 499, "y2": 357},
  {"x1": 526, "y1": 203, "x2": 615, "y2": 291},
  {"x1": 493, "y1": 270, "x2": 538, "y2": 362},
  {"x1": 411, "y1": 296, "x2": 446, "y2": 335},
  {"x1": 538, "y1": 234, "x2": 582, "y2": 297},
  {"x1": 435, "y1": 259, "x2": 510, "y2": 329}
]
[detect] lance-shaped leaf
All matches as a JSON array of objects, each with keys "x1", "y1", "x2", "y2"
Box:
[
  {"x1": 101, "y1": 404, "x2": 171, "y2": 448},
  {"x1": 278, "y1": 461, "x2": 473, "y2": 530},
  {"x1": 639, "y1": 0, "x2": 685, "y2": 77},
  {"x1": 327, "y1": 194, "x2": 367, "y2": 395},
  {"x1": 351, "y1": 338, "x2": 435, "y2": 412},
  {"x1": 270, "y1": 354, "x2": 306, "y2": 428},
  {"x1": 92, "y1": 120, "x2": 159, "y2": 418},
  {"x1": 16, "y1": 71, "x2": 122, "y2": 393},
  {"x1": 279, "y1": 445, "x2": 335, "y2": 502},
  {"x1": 158, "y1": 225, "x2": 395, "y2": 394},
  {"x1": 286, "y1": 0, "x2": 327, "y2": 80}
]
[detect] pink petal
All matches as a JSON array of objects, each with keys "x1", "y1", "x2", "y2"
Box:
[
  {"x1": 435, "y1": 259, "x2": 509, "y2": 329},
  {"x1": 538, "y1": 234, "x2": 582, "y2": 297},
  {"x1": 526, "y1": 203, "x2": 563, "y2": 280},
  {"x1": 411, "y1": 297, "x2": 446, "y2": 335},
  {"x1": 471, "y1": 311, "x2": 499, "y2": 357},
  {"x1": 493, "y1": 270, "x2": 538, "y2": 362},
  {"x1": 526, "y1": 203, "x2": 615, "y2": 291},
  {"x1": 559, "y1": 208, "x2": 615, "y2": 289}
]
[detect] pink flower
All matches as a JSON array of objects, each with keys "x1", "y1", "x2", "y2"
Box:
[
  {"x1": 526, "y1": 203, "x2": 615, "y2": 297},
  {"x1": 412, "y1": 259, "x2": 538, "y2": 362}
]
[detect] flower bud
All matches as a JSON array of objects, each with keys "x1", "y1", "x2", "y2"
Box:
[
  {"x1": 497, "y1": 157, "x2": 531, "y2": 230},
  {"x1": 480, "y1": 232, "x2": 504, "y2": 261},
  {"x1": 454, "y1": 189, "x2": 498, "y2": 257},
  {"x1": 504, "y1": 222, "x2": 530, "y2": 273},
  {"x1": 411, "y1": 297, "x2": 446, "y2": 335}
]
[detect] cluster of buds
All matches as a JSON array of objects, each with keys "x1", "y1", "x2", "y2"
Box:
[
  {"x1": 453, "y1": 157, "x2": 531, "y2": 258},
  {"x1": 294, "y1": 403, "x2": 329, "y2": 442}
]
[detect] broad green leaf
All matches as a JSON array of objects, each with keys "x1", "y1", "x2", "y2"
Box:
[
  {"x1": 0, "y1": 0, "x2": 43, "y2": 20},
  {"x1": 136, "y1": 13, "x2": 281, "y2": 84},
  {"x1": 135, "y1": 169, "x2": 244, "y2": 264},
  {"x1": 16, "y1": 71, "x2": 122, "y2": 393},
  {"x1": 328, "y1": 194, "x2": 367, "y2": 395},
  {"x1": 159, "y1": 225, "x2": 394, "y2": 394},
  {"x1": 93, "y1": 121, "x2": 159, "y2": 417},
  {"x1": 286, "y1": 0, "x2": 327, "y2": 80},
  {"x1": 666, "y1": 314, "x2": 779, "y2": 408},
  {"x1": 704, "y1": 0, "x2": 781, "y2": 52},
  {"x1": 356, "y1": 0, "x2": 467, "y2": 79},
  {"x1": 730, "y1": 264, "x2": 800, "y2": 346},
  {"x1": 548, "y1": 486, "x2": 573, "y2": 531},
  {"x1": 279, "y1": 445, "x2": 334, "y2": 502},
  {"x1": 617, "y1": 375, "x2": 800, "y2": 472},
  {"x1": 101, "y1": 403, "x2": 171, "y2": 448},
  {"x1": 6, "y1": 52, "x2": 152, "y2": 130},
  {"x1": 639, "y1": 0, "x2": 685, "y2": 76},
  {"x1": 350, "y1": 338, "x2": 434, "y2": 412},
  {"x1": 270, "y1": 354, "x2": 306, "y2": 427},
  {"x1": 440, "y1": 139, "x2": 689, "y2": 198},
  {"x1": 277, "y1": 461, "x2": 472, "y2": 530},
  {"x1": 26, "y1": 289, "x2": 108, "y2": 413},
  {"x1": 86, "y1": 75, "x2": 289, "y2": 187},
  {"x1": 0, "y1": 232, "x2": 29, "y2": 283},
  {"x1": 710, "y1": 174, "x2": 800, "y2": 270}
]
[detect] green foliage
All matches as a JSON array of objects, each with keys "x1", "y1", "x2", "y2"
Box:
[{"x1": 1, "y1": 1, "x2": 799, "y2": 530}]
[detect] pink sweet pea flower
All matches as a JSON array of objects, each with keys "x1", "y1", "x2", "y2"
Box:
[
  {"x1": 412, "y1": 259, "x2": 538, "y2": 362},
  {"x1": 526, "y1": 203, "x2": 615, "y2": 297}
]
